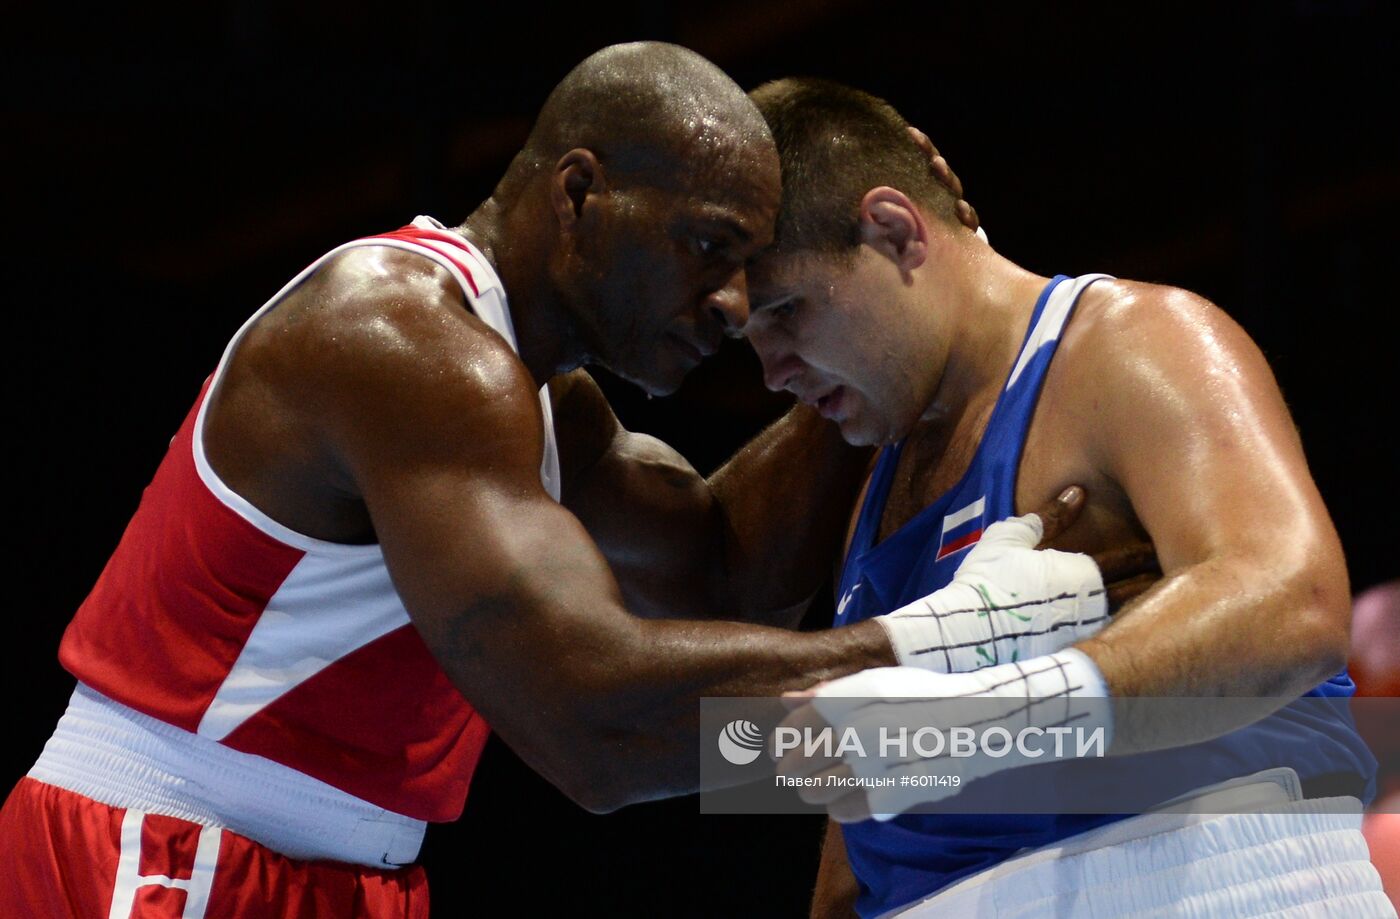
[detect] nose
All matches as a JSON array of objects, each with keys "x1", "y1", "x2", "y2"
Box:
[
  {"x1": 750, "y1": 330, "x2": 803, "y2": 392},
  {"x1": 705, "y1": 266, "x2": 751, "y2": 336}
]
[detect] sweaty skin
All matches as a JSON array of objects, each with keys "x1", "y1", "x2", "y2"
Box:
[
  {"x1": 550, "y1": 126, "x2": 997, "y2": 626},
  {"x1": 195, "y1": 44, "x2": 940, "y2": 815},
  {"x1": 810, "y1": 279, "x2": 1348, "y2": 914},
  {"x1": 743, "y1": 178, "x2": 1348, "y2": 919},
  {"x1": 199, "y1": 48, "x2": 1034, "y2": 822},
  {"x1": 746, "y1": 202, "x2": 1348, "y2": 714},
  {"x1": 202, "y1": 227, "x2": 900, "y2": 814},
  {"x1": 548, "y1": 369, "x2": 871, "y2": 624}
]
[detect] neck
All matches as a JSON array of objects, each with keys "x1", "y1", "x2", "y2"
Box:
[
  {"x1": 917, "y1": 237, "x2": 1049, "y2": 427},
  {"x1": 460, "y1": 195, "x2": 589, "y2": 387}
]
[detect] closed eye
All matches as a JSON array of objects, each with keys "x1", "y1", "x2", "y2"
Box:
[{"x1": 770, "y1": 298, "x2": 798, "y2": 319}]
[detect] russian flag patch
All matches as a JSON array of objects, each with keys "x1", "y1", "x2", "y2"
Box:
[{"x1": 935, "y1": 496, "x2": 986, "y2": 561}]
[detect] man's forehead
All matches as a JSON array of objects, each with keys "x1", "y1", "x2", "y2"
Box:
[
  {"x1": 681, "y1": 134, "x2": 779, "y2": 203},
  {"x1": 748, "y1": 249, "x2": 824, "y2": 306}
]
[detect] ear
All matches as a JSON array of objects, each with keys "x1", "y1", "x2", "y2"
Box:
[
  {"x1": 858, "y1": 187, "x2": 928, "y2": 274},
  {"x1": 551, "y1": 148, "x2": 607, "y2": 230}
]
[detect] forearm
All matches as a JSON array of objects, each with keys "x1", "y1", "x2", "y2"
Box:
[
  {"x1": 709, "y1": 404, "x2": 873, "y2": 618},
  {"x1": 423, "y1": 531, "x2": 898, "y2": 811},
  {"x1": 571, "y1": 615, "x2": 895, "y2": 807},
  {"x1": 1077, "y1": 552, "x2": 1351, "y2": 755},
  {"x1": 622, "y1": 615, "x2": 894, "y2": 708}
]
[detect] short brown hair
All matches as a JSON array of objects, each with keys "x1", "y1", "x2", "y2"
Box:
[{"x1": 749, "y1": 78, "x2": 958, "y2": 256}]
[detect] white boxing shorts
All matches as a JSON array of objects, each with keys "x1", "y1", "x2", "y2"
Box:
[{"x1": 888, "y1": 769, "x2": 1396, "y2": 918}]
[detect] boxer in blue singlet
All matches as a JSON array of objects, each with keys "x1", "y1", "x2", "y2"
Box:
[{"x1": 743, "y1": 79, "x2": 1389, "y2": 918}]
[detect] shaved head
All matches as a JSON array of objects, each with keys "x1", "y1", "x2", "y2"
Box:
[
  {"x1": 499, "y1": 42, "x2": 772, "y2": 196},
  {"x1": 473, "y1": 43, "x2": 779, "y2": 397}
]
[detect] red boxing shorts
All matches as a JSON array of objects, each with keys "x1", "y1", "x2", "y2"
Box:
[{"x1": 0, "y1": 778, "x2": 429, "y2": 918}]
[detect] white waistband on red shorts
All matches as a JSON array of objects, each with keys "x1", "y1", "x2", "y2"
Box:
[{"x1": 28, "y1": 683, "x2": 426, "y2": 869}]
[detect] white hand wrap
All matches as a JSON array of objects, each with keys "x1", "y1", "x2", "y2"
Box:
[
  {"x1": 874, "y1": 513, "x2": 1107, "y2": 672},
  {"x1": 810, "y1": 649, "x2": 1112, "y2": 819}
]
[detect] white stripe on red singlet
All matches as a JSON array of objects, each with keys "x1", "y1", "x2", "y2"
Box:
[
  {"x1": 195, "y1": 551, "x2": 413, "y2": 741},
  {"x1": 187, "y1": 219, "x2": 560, "y2": 741}
]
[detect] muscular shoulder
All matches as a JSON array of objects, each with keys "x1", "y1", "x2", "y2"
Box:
[
  {"x1": 1051, "y1": 278, "x2": 1286, "y2": 473},
  {"x1": 306, "y1": 248, "x2": 523, "y2": 384},
  {"x1": 1057, "y1": 279, "x2": 1272, "y2": 409},
  {"x1": 1061, "y1": 278, "x2": 1249, "y2": 359},
  {"x1": 250, "y1": 245, "x2": 542, "y2": 467}
]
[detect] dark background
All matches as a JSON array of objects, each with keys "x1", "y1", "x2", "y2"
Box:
[{"x1": 6, "y1": 1, "x2": 1397, "y2": 914}]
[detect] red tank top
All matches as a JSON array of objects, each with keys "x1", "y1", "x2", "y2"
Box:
[{"x1": 59, "y1": 218, "x2": 560, "y2": 823}]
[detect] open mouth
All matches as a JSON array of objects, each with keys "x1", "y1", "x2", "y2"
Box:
[{"x1": 815, "y1": 386, "x2": 845, "y2": 419}]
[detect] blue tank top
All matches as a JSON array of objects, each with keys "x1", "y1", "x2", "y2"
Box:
[{"x1": 833, "y1": 275, "x2": 1376, "y2": 918}]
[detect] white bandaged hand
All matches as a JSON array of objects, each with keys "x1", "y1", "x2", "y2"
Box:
[
  {"x1": 789, "y1": 650, "x2": 1112, "y2": 821},
  {"x1": 874, "y1": 514, "x2": 1107, "y2": 672}
]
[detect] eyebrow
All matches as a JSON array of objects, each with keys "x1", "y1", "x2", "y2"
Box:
[{"x1": 689, "y1": 209, "x2": 754, "y2": 243}]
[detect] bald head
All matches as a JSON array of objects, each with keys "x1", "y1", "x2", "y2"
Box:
[
  {"x1": 499, "y1": 42, "x2": 772, "y2": 197},
  {"x1": 474, "y1": 44, "x2": 779, "y2": 397}
]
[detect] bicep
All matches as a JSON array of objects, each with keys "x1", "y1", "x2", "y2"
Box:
[
  {"x1": 552, "y1": 370, "x2": 723, "y2": 618},
  {"x1": 315, "y1": 319, "x2": 642, "y2": 763},
  {"x1": 364, "y1": 453, "x2": 637, "y2": 709},
  {"x1": 569, "y1": 429, "x2": 724, "y2": 617},
  {"x1": 364, "y1": 447, "x2": 652, "y2": 794}
]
